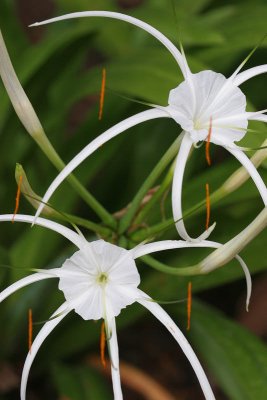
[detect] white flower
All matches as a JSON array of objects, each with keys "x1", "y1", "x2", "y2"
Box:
[
  {"x1": 0, "y1": 213, "x2": 250, "y2": 399},
  {"x1": 29, "y1": 11, "x2": 267, "y2": 242}
]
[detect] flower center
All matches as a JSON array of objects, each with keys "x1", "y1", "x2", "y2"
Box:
[
  {"x1": 96, "y1": 272, "x2": 108, "y2": 285},
  {"x1": 167, "y1": 70, "x2": 248, "y2": 144}
]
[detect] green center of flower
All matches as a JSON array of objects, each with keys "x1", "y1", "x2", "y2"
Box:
[{"x1": 96, "y1": 272, "x2": 108, "y2": 285}]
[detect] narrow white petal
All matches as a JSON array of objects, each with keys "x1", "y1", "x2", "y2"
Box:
[
  {"x1": 234, "y1": 65, "x2": 267, "y2": 86},
  {"x1": 132, "y1": 239, "x2": 223, "y2": 258},
  {"x1": 108, "y1": 317, "x2": 123, "y2": 400},
  {"x1": 20, "y1": 302, "x2": 70, "y2": 400},
  {"x1": 225, "y1": 146, "x2": 267, "y2": 206},
  {"x1": 248, "y1": 113, "x2": 267, "y2": 123},
  {"x1": 0, "y1": 214, "x2": 83, "y2": 248},
  {"x1": 235, "y1": 255, "x2": 252, "y2": 311},
  {"x1": 34, "y1": 109, "x2": 169, "y2": 221},
  {"x1": 133, "y1": 240, "x2": 251, "y2": 309},
  {"x1": 137, "y1": 290, "x2": 215, "y2": 400},
  {"x1": 30, "y1": 11, "x2": 186, "y2": 76},
  {"x1": 172, "y1": 133, "x2": 209, "y2": 241},
  {"x1": 213, "y1": 110, "x2": 267, "y2": 125},
  {"x1": 0, "y1": 271, "x2": 58, "y2": 303}
]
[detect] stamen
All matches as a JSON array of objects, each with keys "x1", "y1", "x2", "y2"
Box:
[
  {"x1": 187, "y1": 282, "x2": 192, "y2": 331},
  {"x1": 205, "y1": 117, "x2": 212, "y2": 166},
  {"x1": 100, "y1": 321, "x2": 107, "y2": 368},
  {"x1": 205, "y1": 183, "x2": 211, "y2": 231},
  {"x1": 98, "y1": 68, "x2": 106, "y2": 120},
  {"x1": 12, "y1": 175, "x2": 23, "y2": 223},
  {"x1": 28, "y1": 308, "x2": 33, "y2": 353}
]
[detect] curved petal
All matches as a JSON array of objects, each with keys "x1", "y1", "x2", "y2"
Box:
[
  {"x1": 132, "y1": 239, "x2": 222, "y2": 258},
  {"x1": 107, "y1": 316, "x2": 123, "y2": 400},
  {"x1": 0, "y1": 271, "x2": 58, "y2": 303},
  {"x1": 137, "y1": 290, "x2": 215, "y2": 400},
  {"x1": 34, "y1": 109, "x2": 169, "y2": 222},
  {"x1": 20, "y1": 302, "x2": 70, "y2": 400},
  {"x1": 225, "y1": 146, "x2": 267, "y2": 206},
  {"x1": 234, "y1": 65, "x2": 267, "y2": 87},
  {"x1": 248, "y1": 113, "x2": 267, "y2": 123},
  {"x1": 235, "y1": 254, "x2": 252, "y2": 311},
  {"x1": 0, "y1": 214, "x2": 83, "y2": 248},
  {"x1": 133, "y1": 240, "x2": 251, "y2": 309},
  {"x1": 30, "y1": 11, "x2": 187, "y2": 77},
  {"x1": 172, "y1": 133, "x2": 212, "y2": 241},
  {"x1": 172, "y1": 133, "x2": 193, "y2": 241}
]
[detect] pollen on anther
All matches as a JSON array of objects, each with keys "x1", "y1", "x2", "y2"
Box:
[
  {"x1": 12, "y1": 175, "x2": 23, "y2": 223},
  {"x1": 187, "y1": 282, "x2": 192, "y2": 331},
  {"x1": 205, "y1": 117, "x2": 212, "y2": 166},
  {"x1": 28, "y1": 309, "x2": 33, "y2": 353},
  {"x1": 100, "y1": 321, "x2": 107, "y2": 368},
  {"x1": 98, "y1": 68, "x2": 106, "y2": 120},
  {"x1": 205, "y1": 183, "x2": 211, "y2": 231}
]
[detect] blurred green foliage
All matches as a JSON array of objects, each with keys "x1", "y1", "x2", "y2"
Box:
[{"x1": 0, "y1": 0, "x2": 267, "y2": 398}]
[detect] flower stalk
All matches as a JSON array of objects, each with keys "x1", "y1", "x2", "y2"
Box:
[
  {"x1": 15, "y1": 164, "x2": 112, "y2": 237},
  {"x1": 0, "y1": 30, "x2": 116, "y2": 228},
  {"x1": 118, "y1": 134, "x2": 183, "y2": 234},
  {"x1": 199, "y1": 206, "x2": 267, "y2": 273}
]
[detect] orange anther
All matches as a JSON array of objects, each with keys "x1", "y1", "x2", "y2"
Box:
[
  {"x1": 28, "y1": 309, "x2": 33, "y2": 353},
  {"x1": 98, "y1": 68, "x2": 106, "y2": 120},
  {"x1": 205, "y1": 117, "x2": 212, "y2": 166},
  {"x1": 100, "y1": 321, "x2": 106, "y2": 368},
  {"x1": 187, "y1": 282, "x2": 192, "y2": 331},
  {"x1": 205, "y1": 183, "x2": 211, "y2": 231},
  {"x1": 12, "y1": 175, "x2": 23, "y2": 223}
]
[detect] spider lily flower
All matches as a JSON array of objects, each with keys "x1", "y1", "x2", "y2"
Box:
[
  {"x1": 0, "y1": 214, "x2": 250, "y2": 400},
  {"x1": 30, "y1": 11, "x2": 267, "y2": 241}
]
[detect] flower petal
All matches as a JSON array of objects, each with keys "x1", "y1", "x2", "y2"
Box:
[
  {"x1": 132, "y1": 239, "x2": 222, "y2": 258},
  {"x1": 248, "y1": 113, "x2": 267, "y2": 123},
  {"x1": 225, "y1": 145, "x2": 267, "y2": 206},
  {"x1": 106, "y1": 316, "x2": 123, "y2": 400},
  {"x1": 235, "y1": 255, "x2": 252, "y2": 311},
  {"x1": 137, "y1": 290, "x2": 215, "y2": 400},
  {"x1": 30, "y1": 11, "x2": 186, "y2": 76},
  {"x1": 234, "y1": 65, "x2": 267, "y2": 87},
  {"x1": 34, "y1": 109, "x2": 169, "y2": 221},
  {"x1": 133, "y1": 240, "x2": 251, "y2": 309},
  {"x1": 171, "y1": 133, "x2": 211, "y2": 241},
  {"x1": 0, "y1": 271, "x2": 58, "y2": 303},
  {"x1": 20, "y1": 302, "x2": 70, "y2": 400},
  {"x1": 0, "y1": 214, "x2": 83, "y2": 248}
]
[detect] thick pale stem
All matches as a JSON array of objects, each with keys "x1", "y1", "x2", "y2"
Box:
[
  {"x1": 0, "y1": 30, "x2": 114, "y2": 225},
  {"x1": 200, "y1": 207, "x2": 267, "y2": 272}
]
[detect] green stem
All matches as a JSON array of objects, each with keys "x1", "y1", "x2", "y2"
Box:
[
  {"x1": 61, "y1": 213, "x2": 112, "y2": 237},
  {"x1": 39, "y1": 137, "x2": 117, "y2": 229},
  {"x1": 118, "y1": 134, "x2": 183, "y2": 234},
  {"x1": 140, "y1": 254, "x2": 200, "y2": 276},
  {"x1": 0, "y1": 30, "x2": 116, "y2": 228},
  {"x1": 133, "y1": 162, "x2": 174, "y2": 227},
  {"x1": 131, "y1": 186, "x2": 226, "y2": 242}
]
